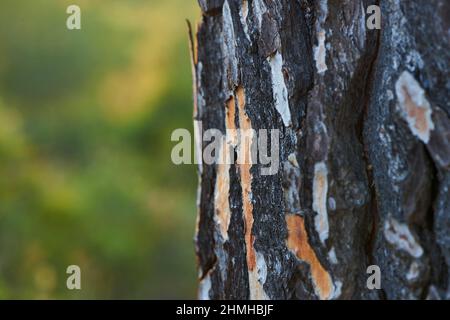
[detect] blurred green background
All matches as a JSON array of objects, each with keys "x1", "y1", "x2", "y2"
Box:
[{"x1": 0, "y1": 0, "x2": 199, "y2": 299}]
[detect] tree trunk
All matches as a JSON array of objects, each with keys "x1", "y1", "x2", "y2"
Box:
[{"x1": 191, "y1": 0, "x2": 450, "y2": 300}]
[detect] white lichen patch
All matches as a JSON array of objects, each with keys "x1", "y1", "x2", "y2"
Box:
[
  {"x1": 395, "y1": 71, "x2": 435, "y2": 143},
  {"x1": 386, "y1": 89, "x2": 394, "y2": 101},
  {"x1": 240, "y1": 0, "x2": 250, "y2": 40},
  {"x1": 314, "y1": 31, "x2": 328, "y2": 74},
  {"x1": 283, "y1": 160, "x2": 300, "y2": 214},
  {"x1": 196, "y1": 62, "x2": 206, "y2": 113},
  {"x1": 223, "y1": 1, "x2": 235, "y2": 48},
  {"x1": 313, "y1": 0, "x2": 328, "y2": 74},
  {"x1": 288, "y1": 153, "x2": 299, "y2": 168},
  {"x1": 194, "y1": 120, "x2": 203, "y2": 173},
  {"x1": 269, "y1": 52, "x2": 292, "y2": 127},
  {"x1": 248, "y1": 251, "x2": 269, "y2": 300},
  {"x1": 253, "y1": 0, "x2": 267, "y2": 30},
  {"x1": 198, "y1": 273, "x2": 212, "y2": 300},
  {"x1": 406, "y1": 262, "x2": 420, "y2": 281},
  {"x1": 328, "y1": 247, "x2": 338, "y2": 264},
  {"x1": 256, "y1": 251, "x2": 268, "y2": 284},
  {"x1": 384, "y1": 217, "x2": 424, "y2": 258},
  {"x1": 331, "y1": 280, "x2": 342, "y2": 300},
  {"x1": 222, "y1": 0, "x2": 238, "y2": 84},
  {"x1": 248, "y1": 270, "x2": 269, "y2": 300},
  {"x1": 316, "y1": 0, "x2": 328, "y2": 27},
  {"x1": 313, "y1": 162, "x2": 329, "y2": 244},
  {"x1": 358, "y1": 0, "x2": 366, "y2": 48},
  {"x1": 328, "y1": 197, "x2": 336, "y2": 211}
]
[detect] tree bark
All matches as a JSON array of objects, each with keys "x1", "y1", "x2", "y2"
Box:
[{"x1": 191, "y1": 0, "x2": 450, "y2": 300}]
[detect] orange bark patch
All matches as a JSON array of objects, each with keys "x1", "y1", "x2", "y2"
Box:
[
  {"x1": 286, "y1": 214, "x2": 334, "y2": 300},
  {"x1": 401, "y1": 86, "x2": 429, "y2": 137},
  {"x1": 395, "y1": 71, "x2": 434, "y2": 143},
  {"x1": 214, "y1": 139, "x2": 231, "y2": 241},
  {"x1": 235, "y1": 86, "x2": 256, "y2": 271},
  {"x1": 237, "y1": 86, "x2": 250, "y2": 130}
]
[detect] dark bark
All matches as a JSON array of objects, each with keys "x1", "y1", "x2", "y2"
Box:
[{"x1": 191, "y1": 0, "x2": 450, "y2": 300}]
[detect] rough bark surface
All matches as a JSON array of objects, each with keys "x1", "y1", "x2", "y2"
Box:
[{"x1": 191, "y1": 0, "x2": 450, "y2": 300}]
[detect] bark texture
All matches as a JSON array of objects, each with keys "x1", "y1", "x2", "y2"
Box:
[{"x1": 191, "y1": 0, "x2": 450, "y2": 300}]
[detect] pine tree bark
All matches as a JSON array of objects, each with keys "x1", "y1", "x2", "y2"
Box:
[{"x1": 191, "y1": 0, "x2": 450, "y2": 300}]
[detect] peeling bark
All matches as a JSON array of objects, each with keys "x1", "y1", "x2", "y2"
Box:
[{"x1": 191, "y1": 0, "x2": 450, "y2": 300}]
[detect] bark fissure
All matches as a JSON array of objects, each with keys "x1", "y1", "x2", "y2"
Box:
[{"x1": 359, "y1": 0, "x2": 381, "y2": 286}]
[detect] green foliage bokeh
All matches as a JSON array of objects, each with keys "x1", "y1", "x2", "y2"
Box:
[{"x1": 0, "y1": 0, "x2": 199, "y2": 299}]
